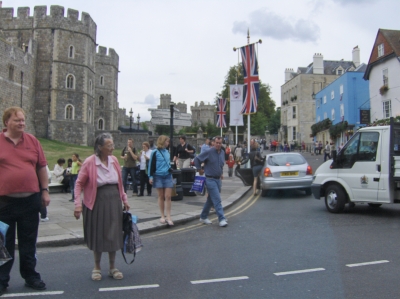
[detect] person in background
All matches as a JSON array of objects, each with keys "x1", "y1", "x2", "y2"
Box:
[
  {"x1": 69, "y1": 153, "x2": 82, "y2": 202},
  {"x1": 194, "y1": 136, "x2": 228, "y2": 227},
  {"x1": 0, "y1": 107, "x2": 50, "y2": 295},
  {"x1": 249, "y1": 142, "x2": 264, "y2": 195},
  {"x1": 148, "y1": 135, "x2": 174, "y2": 226},
  {"x1": 226, "y1": 154, "x2": 235, "y2": 177},
  {"x1": 139, "y1": 142, "x2": 153, "y2": 197},
  {"x1": 120, "y1": 138, "x2": 139, "y2": 196},
  {"x1": 39, "y1": 165, "x2": 51, "y2": 222},
  {"x1": 234, "y1": 143, "x2": 242, "y2": 163},
  {"x1": 200, "y1": 138, "x2": 210, "y2": 153},
  {"x1": 74, "y1": 133, "x2": 130, "y2": 281},
  {"x1": 53, "y1": 158, "x2": 69, "y2": 193},
  {"x1": 324, "y1": 141, "x2": 331, "y2": 162},
  {"x1": 149, "y1": 139, "x2": 156, "y2": 151},
  {"x1": 173, "y1": 135, "x2": 195, "y2": 169}
]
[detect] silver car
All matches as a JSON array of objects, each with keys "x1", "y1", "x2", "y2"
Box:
[{"x1": 259, "y1": 153, "x2": 313, "y2": 196}]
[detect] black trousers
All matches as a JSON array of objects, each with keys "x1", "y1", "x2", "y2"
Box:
[
  {"x1": 0, "y1": 193, "x2": 42, "y2": 287},
  {"x1": 139, "y1": 170, "x2": 152, "y2": 195}
]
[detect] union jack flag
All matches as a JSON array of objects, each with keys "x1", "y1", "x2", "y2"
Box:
[
  {"x1": 240, "y1": 44, "x2": 259, "y2": 115},
  {"x1": 216, "y1": 97, "x2": 227, "y2": 128}
]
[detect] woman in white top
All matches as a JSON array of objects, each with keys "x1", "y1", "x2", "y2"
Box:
[
  {"x1": 53, "y1": 158, "x2": 65, "y2": 183},
  {"x1": 234, "y1": 145, "x2": 242, "y2": 162},
  {"x1": 139, "y1": 141, "x2": 153, "y2": 197}
]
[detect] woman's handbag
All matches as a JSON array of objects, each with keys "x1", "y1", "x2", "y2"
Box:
[
  {"x1": 122, "y1": 211, "x2": 143, "y2": 264},
  {"x1": 0, "y1": 221, "x2": 12, "y2": 266}
]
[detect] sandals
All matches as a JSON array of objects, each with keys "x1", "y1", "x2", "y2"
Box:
[
  {"x1": 160, "y1": 218, "x2": 166, "y2": 224},
  {"x1": 92, "y1": 269, "x2": 102, "y2": 281},
  {"x1": 166, "y1": 219, "x2": 174, "y2": 226},
  {"x1": 109, "y1": 268, "x2": 123, "y2": 280}
]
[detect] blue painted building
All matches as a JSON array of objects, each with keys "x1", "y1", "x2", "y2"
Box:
[{"x1": 314, "y1": 64, "x2": 370, "y2": 148}]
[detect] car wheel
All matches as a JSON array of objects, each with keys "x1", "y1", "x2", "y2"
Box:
[
  {"x1": 325, "y1": 184, "x2": 346, "y2": 213},
  {"x1": 368, "y1": 203, "x2": 382, "y2": 208},
  {"x1": 261, "y1": 189, "x2": 269, "y2": 197},
  {"x1": 305, "y1": 188, "x2": 312, "y2": 196}
]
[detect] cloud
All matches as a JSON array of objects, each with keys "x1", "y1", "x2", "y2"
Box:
[
  {"x1": 332, "y1": 0, "x2": 377, "y2": 5},
  {"x1": 232, "y1": 9, "x2": 320, "y2": 42},
  {"x1": 133, "y1": 94, "x2": 159, "y2": 107}
]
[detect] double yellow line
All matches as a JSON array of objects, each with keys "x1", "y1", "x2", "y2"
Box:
[{"x1": 147, "y1": 191, "x2": 260, "y2": 238}]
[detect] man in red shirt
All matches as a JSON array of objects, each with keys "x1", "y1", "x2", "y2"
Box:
[{"x1": 0, "y1": 107, "x2": 50, "y2": 295}]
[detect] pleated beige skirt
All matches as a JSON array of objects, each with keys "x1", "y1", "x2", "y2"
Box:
[{"x1": 83, "y1": 184, "x2": 123, "y2": 252}]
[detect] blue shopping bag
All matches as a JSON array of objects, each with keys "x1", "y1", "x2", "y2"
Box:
[{"x1": 190, "y1": 176, "x2": 206, "y2": 195}]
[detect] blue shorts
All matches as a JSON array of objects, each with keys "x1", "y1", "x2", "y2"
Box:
[{"x1": 153, "y1": 174, "x2": 174, "y2": 189}]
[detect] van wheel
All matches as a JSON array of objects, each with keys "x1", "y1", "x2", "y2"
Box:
[
  {"x1": 368, "y1": 203, "x2": 382, "y2": 208},
  {"x1": 325, "y1": 185, "x2": 346, "y2": 213}
]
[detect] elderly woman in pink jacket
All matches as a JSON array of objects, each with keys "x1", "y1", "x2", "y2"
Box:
[{"x1": 74, "y1": 133, "x2": 130, "y2": 281}]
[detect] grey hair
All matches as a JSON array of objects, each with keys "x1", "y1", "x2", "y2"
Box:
[{"x1": 94, "y1": 132, "x2": 113, "y2": 156}]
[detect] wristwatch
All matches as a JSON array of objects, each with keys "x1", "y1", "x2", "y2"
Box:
[{"x1": 41, "y1": 188, "x2": 49, "y2": 192}]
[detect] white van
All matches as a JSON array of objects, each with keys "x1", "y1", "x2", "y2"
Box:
[{"x1": 311, "y1": 118, "x2": 400, "y2": 213}]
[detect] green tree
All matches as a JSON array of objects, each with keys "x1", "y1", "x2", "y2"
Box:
[
  {"x1": 154, "y1": 125, "x2": 171, "y2": 136},
  {"x1": 266, "y1": 107, "x2": 281, "y2": 134}
]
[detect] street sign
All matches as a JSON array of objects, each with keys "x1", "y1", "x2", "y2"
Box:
[
  {"x1": 151, "y1": 118, "x2": 192, "y2": 127},
  {"x1": 177, "y1": 113, "x2": 192, "y2": 120},
  {"x1": 150, "y1": 109, "x2": 170, "y2": 119}
]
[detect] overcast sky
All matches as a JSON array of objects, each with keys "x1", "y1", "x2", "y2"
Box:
[{"x1": 5, "y1": 0, "x2": 400, "y2": 121}]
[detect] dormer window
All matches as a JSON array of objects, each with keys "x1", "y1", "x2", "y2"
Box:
[{"x1": 378, "y1": 43, "x2": 384, "y2": 57}]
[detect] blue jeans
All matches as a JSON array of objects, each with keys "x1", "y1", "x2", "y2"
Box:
[
  {"x1": 122, "y1": 167, "x2": 138, "y2": 193},
  {"x1": 200, "y1": 178, "x2": 226, "y2": 222},
  {"x1": 70, "y1": 174, "x2": 78, "y2": 199}
]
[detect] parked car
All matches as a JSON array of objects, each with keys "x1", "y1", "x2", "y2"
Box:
[{"x1": 235, "y1": 152, "x2": 313, "y2": 196}]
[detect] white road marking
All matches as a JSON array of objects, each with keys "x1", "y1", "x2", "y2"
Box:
[
  {"x1": 99, "y1": 284, "x2": 159, "y2": 292},
  {"x1": 346, "y1": 260, "x2": 389, "y2": 267},
  {"x1": 191, "y1": 276, "x2": 249, "y2": 284},
  {"x1": 274, "y1": 268, "x2": 325, "y2": 276},
  {"x1": 3, "y1": 291, "x2": 64, "y2": 297}
]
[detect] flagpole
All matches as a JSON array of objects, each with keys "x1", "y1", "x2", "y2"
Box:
[{"x1": 247, "y1": 29, "x2": 251, "y2": 157}]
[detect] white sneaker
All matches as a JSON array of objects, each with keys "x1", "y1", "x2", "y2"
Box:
[
  {"x1": 41, "y1": 217, "x2": 49, "y2": 222},
  {"x1": 199, "y1": 218, "x2": 212, "y2": 225},
  {"x1": 219, "y1": 219, "x2": 228, "y2": 227}
]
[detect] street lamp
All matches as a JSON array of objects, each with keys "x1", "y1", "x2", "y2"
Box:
[
  {"x1": 129, "y1": 108, "x2": 133, "y2": 132},
  {"x1": 137, "y1": 113, "x2": 140, "y2": 130}
]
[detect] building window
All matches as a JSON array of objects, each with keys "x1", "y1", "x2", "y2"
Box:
[
  {"x1": 292, "y1": 126, "x2": 296, "y2": 141},
  {"x1": 99, "y1": 96, "x2": 104, "y2": 108},
  {"x1": 340, "y1": 104, "x2": 344, "y2": 120},
  {"x1": 88, "y1": 108, "x2": 92, "y2": 123},
  {"x1": 323, "y1": 95, "x2": 326, "y2": 104},
  {"x1": 383, "y1": 100, "x2": 391, "y2": 118},
  {"x1": 8, "y1": 65, "x2": 14, "y2": 81},
  {"x1": 68, "y1": 45, "x2": 74, "y2": 58},
  {"x1": 65, "y1": 105, "x2": 74, "y2": 119},
  {"x1": 378, "y1": 43, "x2": 384, "y2": 57},
  {"x1": 383, "y1": 69, "x2": 388, "y2": 87},
  {"x1": 324, "y1": 112, "x2": 327, "y2": 119},
  {"x1": 89, "y1": 80, "x2": 93, "y2": 95},
  {"x1": 292, "y1": 106, "x2": 296, "y2": 119},
  {"x1": 66, "y1": 74, "x2": 75, "y2": 89},
  {"x1": 100, "y1": 76, "x2": 104, "y2": 86},
  {"x1": 331, "y1": 108, "x2": 335, "y2": 120},
  {"x1": 317, "y1": 116, "x2": 321, "y2": 122},
  {"x1": 340, "y1": 85, "x2": 343, "y2": 95},
  {"x1": 98, "y1": 119, "x2": 104, "y2": 130},
  {"x1": 331, "y1": 90, "x2": 335, "y2": 100}
]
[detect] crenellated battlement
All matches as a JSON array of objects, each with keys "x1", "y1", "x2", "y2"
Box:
[
  {"x1": 0, "y1": 5, "x2": 97, "y2": 41},
  {"x1": 96, "y1": 46, "x2": 119, "y2": 69}
]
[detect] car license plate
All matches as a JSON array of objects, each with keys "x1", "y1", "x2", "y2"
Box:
[{"x1": 281, "y1": 171, "x2": 299, "y2": 177}]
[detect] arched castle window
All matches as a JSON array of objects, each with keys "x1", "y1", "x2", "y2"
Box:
[
  {"x1": 89, "y1": 80, "x2": 93, "y2": 95},
  {"x1": 88, "y1": 108, "x2": 92, "y2": 123},
  {"x1": 98, "y1": 118, "x2": 104, "y2": 130},
  {"x1": 100, "y1": 76, "x2": 104, "y2": 86},
  {"x1": 99, "y1": 96, "x2": 104, "y2": 108},
  {"x1": 65, "y1": 105, "x2": 74, "y2": 119},
  {"x1": 8, "y1": 65, "x2": 14, "y2": 81},
  {"x1": 66, "y1": 74, "x2": 75, "y2": 89},
  {"x1": 68, "y1": 46, "x2": 75, "y2": 58}
]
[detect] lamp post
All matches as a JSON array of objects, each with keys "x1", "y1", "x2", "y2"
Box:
[
  {"x1": 129, "y1": 108, "x2": 133, "y2": 132},
  {"x1": 137, "y1": 113, "x2": 140, "y2": 130}
]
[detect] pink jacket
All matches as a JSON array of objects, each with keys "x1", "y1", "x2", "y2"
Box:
[{"x1": 74, "y1": 154, "x2": 128, "y2": 210}]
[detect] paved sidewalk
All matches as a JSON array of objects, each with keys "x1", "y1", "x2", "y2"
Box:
[{"x1": 37, "y1": 170, "x2": 251, "y2": 247}]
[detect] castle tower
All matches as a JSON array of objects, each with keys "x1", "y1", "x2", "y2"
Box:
[{"x1": 95, "y1": 46, "x2": 120, "y2": 132}]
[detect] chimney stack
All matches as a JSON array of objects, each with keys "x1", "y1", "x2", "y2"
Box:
[
  {"x1": 352, "y1": 46, "x2": 360, "y2": 67},
  {"x1": 313, "y1": 53, "x2": 324, "y2": 74},
  {"x1": 284, "y1": 68, "x2": 293, "y2": 82}
]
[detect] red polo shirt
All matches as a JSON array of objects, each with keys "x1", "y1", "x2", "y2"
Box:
[{"x1": 0, "y1": 130, "x2": 47, "y2": 196}]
